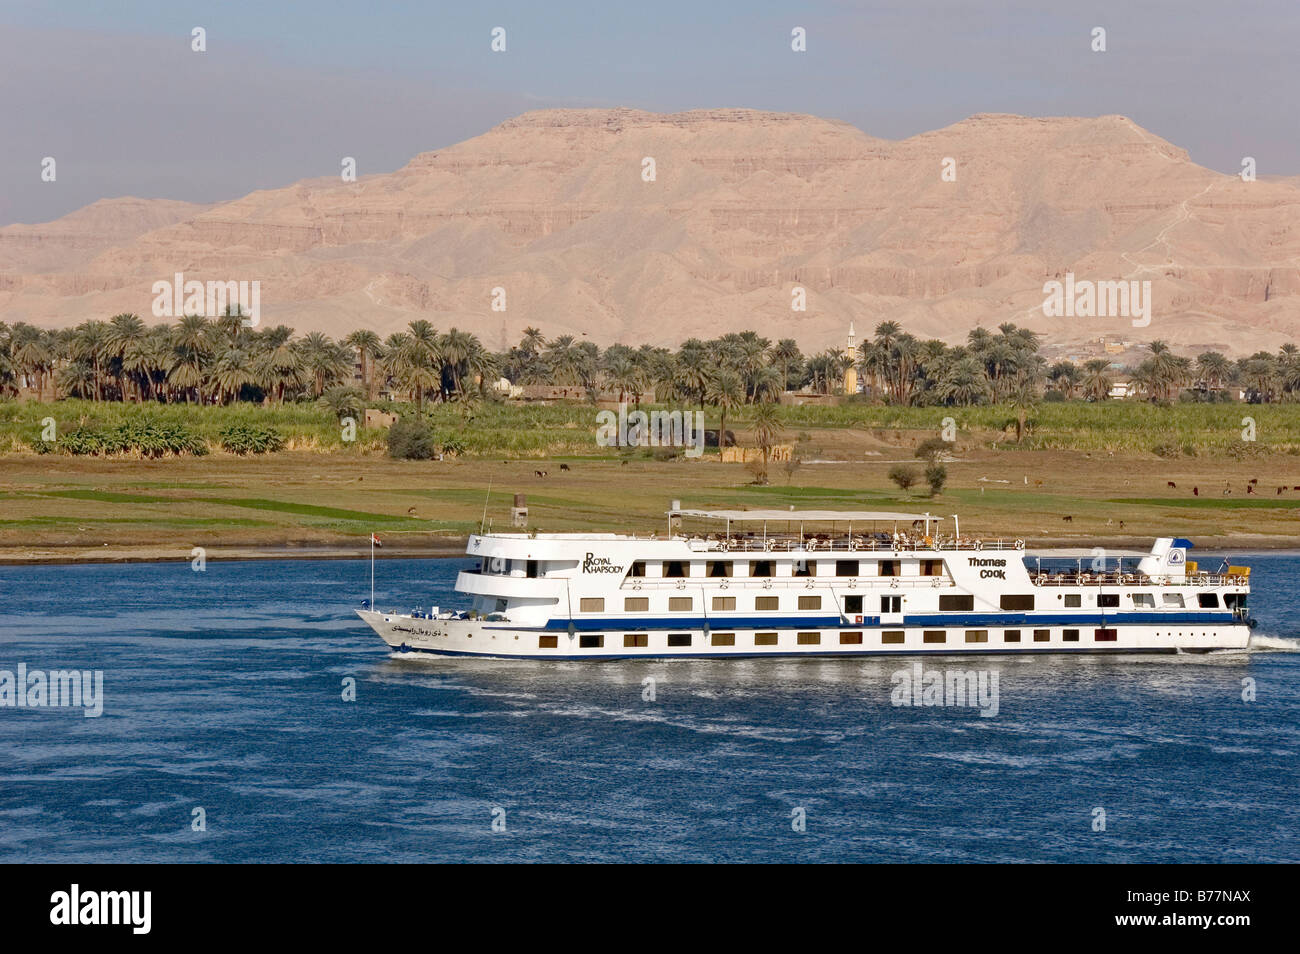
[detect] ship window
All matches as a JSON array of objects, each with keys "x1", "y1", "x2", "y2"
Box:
[
  {"x1": 623, "y1": 634, "x2": 649, "y2": 648},
  {"x1": 1004, "y1": 629, "x2": 1021, "y2": 643},
  {"x1": 923, "y1": 630, "x2": 945, "y2": 644},
  {"x1": 1033, "y1": 629, "x2": 1050, "y2": 642},
  {"x1": 835, "y1": 560, "x2": 859, "y2": 577},
  {"x1": 749, "y1": 560, "x2": 775, "y2": 578},
  {"x1": 844, "y1": 595, "x2": 864, "y2": 614},
  {"x1": 797, "y1": 632, "x2": 821, "y2": 645},
  {"x1": 1064, "y1": 594, "x2": 1081, "y2": 608},
  {"x1": 1197, "y1": 593, "x2": 1220, "y2": 608},
  {"x1": 526, "y1": 560, "x2": 540, "y2": 579},
  {"x1": 1098, "y1": 594, "x2": 1119, "y2": 608},
  {"x1": 798, "y1": 595, "x2": 822, "y2": 610},
  {"x1": 624, "y1": 597, "x2": 649, "y2": 612},
  {"x1": 707, "y1": 561, "x2": 731, "y2": 578},
  {"x1": 883, "y1": 630, "x2": 905, "y2": 644},
  {"x1": 1000, "y1": 594, "x2": 1034, "y2": 611},
  {"x1": 1131, "y1": 593, "x2": 1155, "y2": 608},
  {"x1": 711, "y1": 632, "x2": 735, "y2": 647},
  {"x1": 965, "y1": 630, "x2": 989, "y2": 643},
  {"x1": 667, "y1": 634, "x2": 692, "y2": 647},
  {"x1": 921, "y1": 559, "x2": 944, "y2": 577},
  {"x1": 1063, "y1": 629, "x2": 1080, "y2": 642},
  {"x1": 755, "y1": 596, "x2": 779, "y2": 611},
  {"x1": 579, "y1": 634, "x2": 604, "y2": 649},
  {"x1": 539, "y1": 635, "x2": 558, "y2": 649},
  {"x1": 579, "y1": 598, "x2": 604, "y2": 613},
  {"x1": 840, "y1": 631, "x2": 863, "y2": 645},
  {"x1": 755, "y1": 632, "x2": 778, "y2": 646},
  {"x1": 939, "y1": 595, "x2": 974, "y2": 611},
  {"x1": 627, "y1": 561, "x2": 647, "y2": 578},
  {"x1": 668, "y1": 597, "x2": 693, "y2": 611},
  {"x1": 878, "y1": 560, "x2": 900, "y2": 577},
  {"x1": 881, "y1": 595, "x2": 901, "y2": 613},
  {"x1": 793, "y1": 560, "x2": 813, "y2": 577},
  {"x1": 663, "y1": 561, "x2": 688, "y2": 578},
  {"x1": 1094, "y1": 628, "x2": 1118, "y2": 642},
  {"x1": 712, "y1": 596, "x2": 736, "y2": 611},
  {"x1": 1161, "y1": 593, "x2": 1185, "y2": 608}
]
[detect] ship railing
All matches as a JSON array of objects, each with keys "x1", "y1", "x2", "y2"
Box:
[
  {"x1": 677, "y1": 534, "x2": 1025, "y2": 553},
  {"x1": 1030, "y1": 572, "x2": 1237, "y2": 587},
  {"x1": 623, "y1": 576, "x2": 952, "y2": 590}
]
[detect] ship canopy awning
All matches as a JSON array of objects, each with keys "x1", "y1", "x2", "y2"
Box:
[{"x1": 670, "y1": 509, "x2": 942, "y2": 523}]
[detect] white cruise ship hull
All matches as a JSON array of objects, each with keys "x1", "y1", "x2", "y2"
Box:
[
  {"x1": 358, "y1": 611, "x2": 1250, "y2": 660},
  {"x1": 357, "y1": 518, "x2": 1253, "y2": 661}
]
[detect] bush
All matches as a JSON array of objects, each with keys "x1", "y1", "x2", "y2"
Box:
[
  {"x1": 50, "y1": 420, "x2": 208, "y2": 457},
  {"x1": 925, "y1": 464, "x2": 947, "y2": 496},
  {"x1": 914, "y1": 437, "x2": 951, "y2": 462},
  {"x1": 219, "y1": 422, "x2": 286, "y2": 455},
  {"x1": 387, "y1": 416, "x2": 439, "y2": 460},
  {"x1": 888, "y1": 464, "x2": 920, "y2": 492}
]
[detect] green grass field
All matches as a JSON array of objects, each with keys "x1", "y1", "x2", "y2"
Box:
[{"x1": 3, "y1": 398, "x2": 1299, "y2": 560}]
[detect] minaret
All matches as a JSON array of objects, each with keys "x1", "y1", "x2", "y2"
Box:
[{"x1": 842, "y1": 321, "x2": 858, "y2": 395}]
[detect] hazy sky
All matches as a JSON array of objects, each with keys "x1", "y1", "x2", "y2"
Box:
[{"x1": 3, "y1": 0, "x2": 1297, "y2": 225}]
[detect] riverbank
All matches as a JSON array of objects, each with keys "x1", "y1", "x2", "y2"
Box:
[{"x1": 3, "y1": 445, "x2": 1299, "y2": 564}]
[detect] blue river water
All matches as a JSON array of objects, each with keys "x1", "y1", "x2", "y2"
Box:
[{"x1": 0, "y1": 553, "x2": 1297, "y2": 863}]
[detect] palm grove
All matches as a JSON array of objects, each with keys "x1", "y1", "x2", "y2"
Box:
[{"x1": 3, "y1": 315, "x2": 1299, "y2": 416}]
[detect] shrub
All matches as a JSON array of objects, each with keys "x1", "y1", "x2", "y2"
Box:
[
  {"x1": 925, "y1": 464, "x2": 947, "y2": 496},
  {"x1": 219, "y1": 422, "x2": 286, "y2": 455},
  {"x1": 914, "y1": 437, "x2": 951, "y2": 462},
  {"x1": 387, "y1": 416, "x2": 439, "y2": 460},
  {"x1": 888, "y1": 464, "x2": 920, "y2": 492}
]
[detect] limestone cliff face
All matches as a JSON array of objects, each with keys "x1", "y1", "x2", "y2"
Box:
[{"x1": 1, "y1": 108, "x2": 1297, "y2": 354}]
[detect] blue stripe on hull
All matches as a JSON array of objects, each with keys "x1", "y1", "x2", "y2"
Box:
[{"x1": 391, "y1": 644, "x2": 1190, "y2": 661}]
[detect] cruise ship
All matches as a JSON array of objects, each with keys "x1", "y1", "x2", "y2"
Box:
[{"x1": 357, "y1": 505, "x2": 1253, "y2": 659}]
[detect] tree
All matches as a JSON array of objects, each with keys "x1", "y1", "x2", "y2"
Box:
[
  {"x1": 345, "y1": 330, "x2": 383, "y2": 401},
  {"x1": 888, "y1": 465, "x2": 920, "y2": 493},
  {"x1": 749, "y1": 400, "x2": 783, "y2": 484},
  {"x1": 924, "y1": 464, "x2": 947, "y2": 497},
  {"x1": 705, "y1": 367, "x2": 744, "y2": 448}
]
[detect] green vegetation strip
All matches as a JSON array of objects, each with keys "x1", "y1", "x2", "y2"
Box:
[{"x1": 1108, "y1": 497, "x2": 1300, "y2": 510}]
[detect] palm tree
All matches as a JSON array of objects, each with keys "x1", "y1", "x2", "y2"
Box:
[
  {"x1": 750, "y1": 399, "x2": 784, "y2": 484},
  {"x1": 345, "y1": 330, "x2": 383, "y2": 401},
  {"x1": 70, "y1": 320, "x2": 112, "y2": 400},
  {"x1": 298, "y1": 332, "x2": 348, "y2": 397},
  {"x1": 705, "y1": 367, "x2": 745, "y2": 448},
  {"x1": 104, "y1": 313, "x2": 146, "y2": 401},
  {"x1": 772, "y1": 338, "x2": 801, "y2": 391},
  {"x1": 1082, "y1": 359, "x2": 1114, "y2": 402},
  {"x1": 210, "y1": 345, "x2": 255, "y2": 403},
  {"x1": 439, "y1": 327, "x2": 476, "y2": 398}
]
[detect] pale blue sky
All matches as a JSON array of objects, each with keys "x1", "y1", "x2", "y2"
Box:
[{"x1": 3, "y1": 0, "x2": 1296, "y2": 224}]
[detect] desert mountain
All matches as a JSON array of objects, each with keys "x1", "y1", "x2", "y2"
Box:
[{"x1": 2, "y1": 108, "x2": 1297, "y2": 356}]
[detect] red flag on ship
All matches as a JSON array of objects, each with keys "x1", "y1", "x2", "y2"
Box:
[{"x1": 371, "y1": 533, "x2": 382, "y2": 548}]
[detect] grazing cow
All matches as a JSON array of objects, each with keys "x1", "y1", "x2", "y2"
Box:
[
  {"x1": 1193, "y1": 486, "x2": 1199, "y2": 496},
  {"x1": 560, "y1": 463, "x2": 570, "y2": 472},
  {"x1": 1293, "y1": 486, "x2": 1300, "y2": 491},
  {"x1": 1062, "y1": 515, "x2": 1073, "y2": 523},
  {"x1": 1223, "y1": 487, "x2": 1232, "y2": 495},
  {"x1": 1167, "y1": 481, "x2": 1176, "y2": 488},
  {"x1": 621, "y1": 460, "x2": 629, "y2": 466},
  {"x1": 535, "y1": 470, "x2": 547, "y2": 478},
  {"x1": 1119, "y1": 521, "x2": 1125, "y2": 529},
  {"x1": 1248, "y1": 478, "x2": 1259, "y2": 485},
  {"x1": 1279, "y1": 487, "x2": 1287, "y2": 495},
  {"x1": 407, "y1": 507, "x2": 416, "y2": 515},
  {"x1": 1247, "y1": 485, "x2": 1256, "y2": 494}
]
